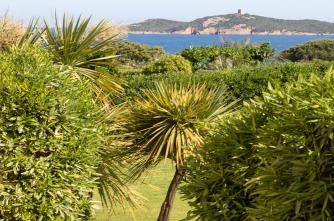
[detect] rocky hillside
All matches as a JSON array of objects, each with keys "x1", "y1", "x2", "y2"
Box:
[{"x1": 129, "y1": 13, "x2": 334, "y2": 35}]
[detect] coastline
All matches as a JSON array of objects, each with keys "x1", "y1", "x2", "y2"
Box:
[{"x1": 129, "y1": 31, "x2": 334, "y2": 36}]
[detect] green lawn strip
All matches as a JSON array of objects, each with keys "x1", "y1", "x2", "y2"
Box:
[{"x1": 94, "y1": 161, "x2": 191, "y2": 221}]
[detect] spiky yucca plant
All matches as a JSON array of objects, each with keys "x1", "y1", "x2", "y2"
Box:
[
  {"x1": 43, "y1": 15, "x2": 125, "y2": 101},
  {"x1": 123, "y1": 82, "x2": 238, "y2": 221}
]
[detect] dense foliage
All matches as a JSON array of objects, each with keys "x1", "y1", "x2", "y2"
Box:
[
  {"x1": 246, "y1": 71, "x2": 334, "y2": 220},
  {"x1": 281, "y1": 39, "x2": 334, "y2": 62},
  {"x1": 0, "y1": 46, "x2": 104, "y2": 220},
  {"x1": 180, "y1": 43, "x2": 274, "y2": 71},
  {"x1": 124, "y1": 61, "x2": 332, "y2": 101},
  {"x1": 181, "y1": 70, "x2": 334, "y2": 220},
  {"x1": 142, "y1": 55, "x2": 192, "y2": 75},
  {"x1": 181, "y1": 113, "x2": 259, "y2": 221},
  {"x1": 115, "y1": 42, "x2": 165, "y2": 67}
]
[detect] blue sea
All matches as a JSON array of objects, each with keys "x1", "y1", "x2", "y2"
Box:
[{"x1": 128, "y1": 34, "x2": 334, "y2": 53}]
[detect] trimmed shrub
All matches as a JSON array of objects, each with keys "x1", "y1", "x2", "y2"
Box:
[
  {"x1": 0, "y1": 46, "x2": 104, "y2": 220},
  {"x1": 281, "y1": 39, "x2": 334, "y2": 62},
  {"x1": 142, "y1": 55, "x2": 192, "y2": 75}
]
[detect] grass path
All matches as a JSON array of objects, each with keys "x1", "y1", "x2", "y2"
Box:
[{"x1": 94, "y1": 161, "x2": 191, "y2": 221}]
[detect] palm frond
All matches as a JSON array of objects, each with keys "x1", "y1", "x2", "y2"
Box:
[{"x1": 43, "y1": 14, "x2": 125, "y2": 100}]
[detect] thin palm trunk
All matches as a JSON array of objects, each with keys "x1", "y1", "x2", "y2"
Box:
[{"x1": 157, "y1": 166, "x2": 184, "y2": 221}]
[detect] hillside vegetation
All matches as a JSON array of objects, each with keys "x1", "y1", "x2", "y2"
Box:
[{"x1": 129, "y1": 13, "x2": 334, "y2": 34}]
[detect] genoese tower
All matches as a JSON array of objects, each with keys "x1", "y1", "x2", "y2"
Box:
[{"x1": 238, "y1": 9, "x2": 244, "y2": 15}]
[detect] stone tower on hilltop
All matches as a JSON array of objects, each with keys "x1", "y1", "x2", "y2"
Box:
[{"x1": 238, "y1": 9, "x2": 244, "y2": 15}]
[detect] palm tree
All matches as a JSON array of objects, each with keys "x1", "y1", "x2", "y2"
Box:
[
  {"x1": 42, "y1": 14, "x2": 125, "y2": 103},
  {"x1": 122, "y1": 82, "x2": 238, "y2": 221}
]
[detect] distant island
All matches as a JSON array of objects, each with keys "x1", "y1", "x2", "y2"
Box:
[{"x1": 129, "y1": 10, "x2": 334, "y2": 35}]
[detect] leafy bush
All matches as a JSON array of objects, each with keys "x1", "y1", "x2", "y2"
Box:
[
  {"x1": 181, "y1": 113, "x2": 260, "y2": 221},
  {"x1": 124, "y1": 61, "x2": 333, "y2": 101},
  {"x1": 0, "y1": 14, "x2": 26, "y2": 50},
  {"x1": 0, "y1": 46, "x2": 104, "y2": 220},
  {"x1": 281, "y1": 39, "x2": 334, "y2": 62},
  {"x1": 182, "y1": 70, "x2": 334, "y2": 221},
  {"x1": 142, "y1": 55, "x2": 192, "y2": 75},
  {"x1": 180, "y1": 43, "x2": 275, "y2": 71},
  {"x1": 246, "y1": 71, "x2": 334, "y2": 220},
  {"x1": 115, "y1": 42, "x2": 165, "y2": 67}
]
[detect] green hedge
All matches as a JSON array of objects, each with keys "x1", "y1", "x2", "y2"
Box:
[
  {"x1": 0, "y1": 46, "x2": 104, "y2": 220},
  {"x1": 124, "y1": 61, "x2": 333, "y2": 101}
]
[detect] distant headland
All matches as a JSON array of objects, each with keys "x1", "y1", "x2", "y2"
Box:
[{"x1": 128, "y1": 10, "x2": 334, "y2": 35}]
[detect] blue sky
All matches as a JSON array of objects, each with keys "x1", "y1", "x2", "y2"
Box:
[{"x1": 1, "y1": 0, "x2": 334, "y2": 24}]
